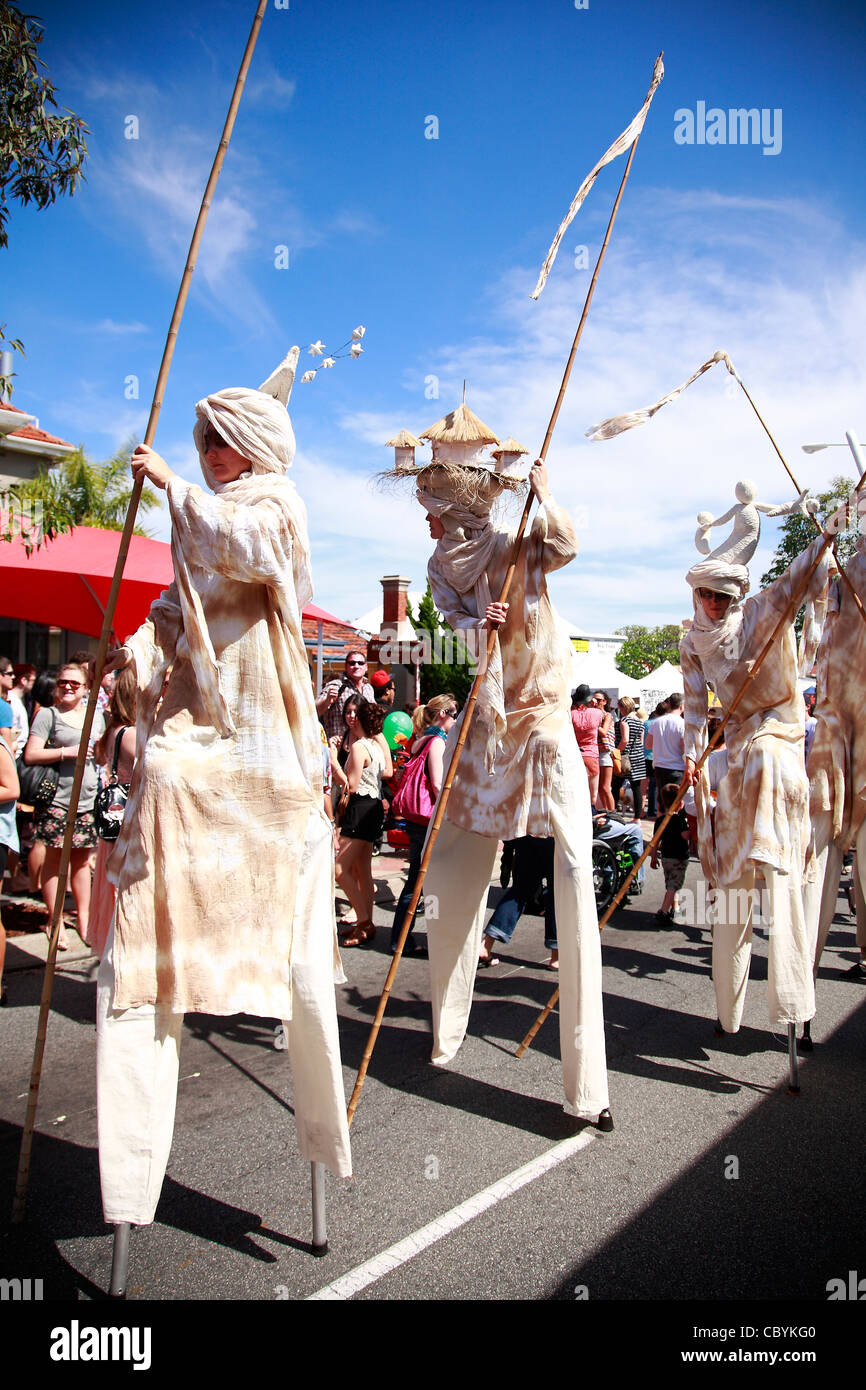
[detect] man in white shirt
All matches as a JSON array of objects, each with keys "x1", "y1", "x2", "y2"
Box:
[{"x1": 646, "y1": 692, "x2": 686, "y2": 797}]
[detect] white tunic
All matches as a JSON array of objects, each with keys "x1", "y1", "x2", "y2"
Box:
[{"x1": 431, "y1": 499, "x2": 578, "y2": 840}]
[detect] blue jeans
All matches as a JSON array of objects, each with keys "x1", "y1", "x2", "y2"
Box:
[
  {"x1": 391, "y1": 820, "x2": 427, "y2": 949},
  {"x1": 646, "y1": 763, "x2": 657, "y2": 816},
  {"x1": 486, "y1": 837, "x2": 557, "y2": 949}
]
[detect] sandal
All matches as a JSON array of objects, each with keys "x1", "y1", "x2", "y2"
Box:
[{"x1": 341, "y1": 920, "x2": 376, "y2": 947}]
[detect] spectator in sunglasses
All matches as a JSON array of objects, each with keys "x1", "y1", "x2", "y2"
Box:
[{"x1": 23, "y1": 662, "x2": 105, "y2": 950}]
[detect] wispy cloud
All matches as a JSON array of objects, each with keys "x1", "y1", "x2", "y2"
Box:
[
  {"x1": 244, "y1": 63, "x2": 296, "y2": 109},
  {"x1": 91, "y1": 319, "x2": 150, "y2": 336}
]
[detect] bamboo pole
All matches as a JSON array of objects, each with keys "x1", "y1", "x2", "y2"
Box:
[
  {"x1": 347, "y1": 119, "x2": 651, "y2": 1128},
  {"x1": 516, "y1": 496, "x2": 864, "y2": 1058},
  {"x1": 12, "y1": 0, "x2": 270, "y2": 1224}
]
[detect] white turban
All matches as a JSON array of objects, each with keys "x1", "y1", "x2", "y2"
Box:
[{"x1": 193, "y1": 387, "x2": 297, "y2": 489}]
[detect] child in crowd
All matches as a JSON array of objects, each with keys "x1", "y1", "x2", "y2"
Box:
[{"x1": 651, "y1": 782, "x2": 690, "y2": 924}]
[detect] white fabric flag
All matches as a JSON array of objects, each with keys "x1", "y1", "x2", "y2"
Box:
[
  {"x1": 530, "y1": 53, "x2": 664, "y2": 300},
  {"x1": 585, "y1": 350, "x2": 737, "y2": 441}
]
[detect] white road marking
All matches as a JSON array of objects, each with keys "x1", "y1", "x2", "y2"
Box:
[{"x1": 307, "y1": 1128, "x2": 598, "y2": 1300}]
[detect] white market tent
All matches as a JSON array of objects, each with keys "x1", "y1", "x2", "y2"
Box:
[{"x1": 637, "y1": 659, "x2": 684, "y2": 712}]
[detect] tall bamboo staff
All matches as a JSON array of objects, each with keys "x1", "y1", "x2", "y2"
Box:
[
  {"x1": 516, "y1": 474, "x2": 866, "y2": 1058},
  {"x1": 12, "y1": 0, "x2": 270, "y2": 1224},
  {"x1": 347, "y1": 55, "x2": 665, "y2": 1125}
]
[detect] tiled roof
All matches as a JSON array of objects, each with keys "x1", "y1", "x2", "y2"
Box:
[{"x1": 0, "y1": 400, "x2": 74, "y2": 448}]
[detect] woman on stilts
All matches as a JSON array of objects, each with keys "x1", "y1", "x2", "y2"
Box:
[{"x1": 97, "y1": 349, "x2": 352, "y2": 1229}]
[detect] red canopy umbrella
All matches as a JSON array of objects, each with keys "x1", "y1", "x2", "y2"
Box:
[
  {"x1": 1, "y1": 526, "x2": 357, "y2": 644},
  {"x1": 1, "y1": 526, "x2": 175, "y2": 641}
]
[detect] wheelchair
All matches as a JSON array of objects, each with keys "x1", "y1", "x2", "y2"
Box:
[{"x1": 592, "y1": 838, "x2": 640, "y2": 914}]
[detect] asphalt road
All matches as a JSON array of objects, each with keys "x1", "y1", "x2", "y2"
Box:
[{"x1": 2, "y1": 843, "x2": 864, "y2": 1344}]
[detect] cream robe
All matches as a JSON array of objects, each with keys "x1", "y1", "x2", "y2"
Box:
[
  {"x1": 431, "y1": 499, "x2": 578, "y2": 837},
  {"x1": 111, "y1": 474, "x2": 330, "y2": 1019}
]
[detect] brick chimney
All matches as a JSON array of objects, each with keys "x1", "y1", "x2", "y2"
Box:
[{"x1": 381, "y1": 574, "x2": 409, "y2": 631}]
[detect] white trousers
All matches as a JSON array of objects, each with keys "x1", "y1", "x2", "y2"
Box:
[
  {"x1": 803, "y1": 814, "x2": 866, "y2": 971},
  {"x1": 712, "y1": 866, "x2": 815, "y2": 1033},
  {"x1": 97, "y1": 810, "x2": 352, "y2": 1226},
  {"x1": 424, "y1": 744, "x2": 610, "y2": 1120}
]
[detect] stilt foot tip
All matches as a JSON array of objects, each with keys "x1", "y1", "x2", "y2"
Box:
[
  {"x1": 311, "y1": 1241, "x2": 329, "y2": 1258},
  {"x1": 595, "y1": 1108, "x2": 614, "y2": 1132},
  {"x1": 787, "y1": 1085, "x2": 800, "y2": 1096},
  {"x1": 714, "y1": 1021, "x2": 726, "y2": 1037},
  {"x1": 798, "y1": 1035, "x2": 814, "y2": 1053}
]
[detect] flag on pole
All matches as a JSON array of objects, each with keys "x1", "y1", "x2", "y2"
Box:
[
  {"x1": 585, "y1": 350, "x2": 736, "y2": 440},
  {"x1": 530, "y1": 52, "x2": 664, "y2": 300}
]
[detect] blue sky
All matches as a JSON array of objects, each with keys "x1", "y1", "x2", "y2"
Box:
[{"x1": 4, "y1": 0, "x2": 865, "y2": 633}]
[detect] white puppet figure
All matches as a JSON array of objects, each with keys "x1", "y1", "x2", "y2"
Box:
[
  {"x1": 694, "y1": 479, "x2": 815, "y2": 567},
  {"x1": 680, "y1": 489, "x2": 831, "y2": 1036},
  {"x1": 97, "y1": 350, "x2": 352, "y2": 1227},
  {"x1": 384, "y1": 403, "x2": 610, "y2": 1126},
  {"x1": 803, "y1": 537, "x2": 866, "y2": 985}
]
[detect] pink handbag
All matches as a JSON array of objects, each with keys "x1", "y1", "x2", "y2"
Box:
[{"x1": 391, "y1": 733, "x2": 442, "y2": 824}]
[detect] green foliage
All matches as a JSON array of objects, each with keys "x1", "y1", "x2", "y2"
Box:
[
  {"x1": 2, "y1": 440, "x2": 159, "y2": 551},
  {"x1": 407, "y1": 583, "x2": 477, "y2": 704},
  {"x1": 615, "y1": 624, "x2": 682, "y2": 680},
  {"x1": 0, "y1": 1, "x2": 89, "y2": 248},
  {"x1": 760, "y1": 476, "x2": 857, "y2": 636}
]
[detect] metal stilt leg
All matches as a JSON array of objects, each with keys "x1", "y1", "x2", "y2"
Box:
[
  {"x1": 108, "y1": 1222, "x2": 131, "y2": 1298},
  {"x1": 799, "y1": 1018, "x2": 813, "y2": 1052},
  {"x1": 311, "y1": 1162, "x2": 328, "y2": 1256},
  {"x1": 787, "y1": 1023, "x2": 800, "y2": 1095}
]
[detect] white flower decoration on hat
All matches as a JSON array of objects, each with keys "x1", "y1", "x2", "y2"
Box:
[{"x1": 298, "y1": 327, "x2": 368, "y2": 383}]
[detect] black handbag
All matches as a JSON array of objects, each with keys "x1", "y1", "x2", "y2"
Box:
[
  {"x1": 17, "y1": 709, "x2": 59, "y2": 809},
  {"x1": 94, "y1": 728, "x2": 130, "y2": 841}
]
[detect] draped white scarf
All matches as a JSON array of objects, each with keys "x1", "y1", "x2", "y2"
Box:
[{"x1": 686, "y1": 559, "x2": 749, "y2": 684}]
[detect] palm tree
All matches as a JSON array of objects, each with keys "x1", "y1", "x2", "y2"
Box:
[{"x1": 3, "y1": 438, "x2": 159, "y2": 549}]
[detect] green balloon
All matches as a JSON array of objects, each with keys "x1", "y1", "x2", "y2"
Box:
[{"x1": 383, "y1": 710, "x2": 413, "y2": 749}]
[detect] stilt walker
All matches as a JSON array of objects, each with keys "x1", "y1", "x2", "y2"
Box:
[
  {"x1": 381, "y1": 408, "x2": 611, "y2": 1124},
  {"x1": 96, "y1": 353, "x2": 352, "y2": 1284},
  {"x1": 679, "y1": 490, "x2": 832, "y2": 1074}
]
